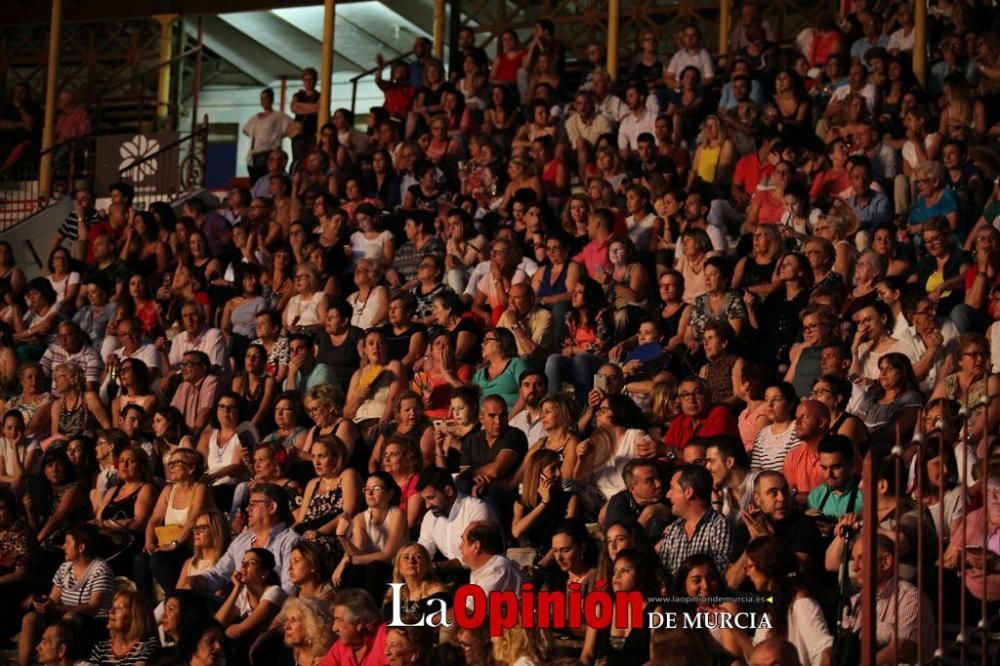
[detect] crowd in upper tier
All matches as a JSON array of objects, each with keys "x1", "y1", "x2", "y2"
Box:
[{"x1": 2, "y1": 1, "x2": 1000, "y2": 665}]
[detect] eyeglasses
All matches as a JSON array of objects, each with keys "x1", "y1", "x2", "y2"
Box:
[
  {"x1": 193, "y1": 524, "x2": 211, "y2": 533},
  {"x1": 679, "y1": 391, "x2": 706, "y2": 400},
  {"x1": 167, "y1": 460, "x2": 187, "y2": 468},
  {"x1": 802, "y1": 322, "x2": 824, "y2": 331},
  {"x1": 483, "y1": 336, "x2": 497, "y2": 343},
  {"x1": 180, "y1": 360, "x2": 203, "y2": 368},
  {"x1": 596, "y1": 405, "x2": 612, "y2": 414},
  {"x1": 248, "y1": 499, "x2": 274, "y2": 508},
  {"x1": 810, "y1": 387, "x2": 833, "y2": 397},
  {"x1": 923, "y1": 235, "x2": 944, "y2": 245},
  {"x1": 363, "y1": 485, "x2": 385, "y2": 493},
  {"x1": 217, "y1": 404, "x2": 239, "y2": 411}
]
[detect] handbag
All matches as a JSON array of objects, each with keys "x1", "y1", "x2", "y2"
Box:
[{"x1": 154, "y1": 524, "x2": 184, "y2": 546}]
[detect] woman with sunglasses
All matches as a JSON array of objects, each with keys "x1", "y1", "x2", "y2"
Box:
[
  {"x1": 136, "y1": 447, "x2": 211, "y2": 597},
  {"x1": 332, "y1": 471, "x2": 405, "y2": 599}
]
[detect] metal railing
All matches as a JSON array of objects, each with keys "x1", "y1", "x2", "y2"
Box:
[
  {"x1": 0, "y1": 136, "x2": 93, "y2": 230},
  {"x1": 118, "y1": 114, "x2": 209, "y2": 211},
  {"x1": 851, "y1": 409, "x2": 997, "y2": 665}
]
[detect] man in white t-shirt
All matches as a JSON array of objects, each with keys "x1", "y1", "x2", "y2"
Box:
[
  {"x1": 665, "y1": 24, "x2": 715, "y2": 89},
  {"x1": 242, "y1": 87, "x2": 296, "y2": 182},
  {"x1": 417, "y1": 467, "x2": 495, "y2": 575}
]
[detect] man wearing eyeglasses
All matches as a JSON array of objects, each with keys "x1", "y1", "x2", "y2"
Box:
[
  {"x1": 662, "y1": 377, "x2": 739, "y2": 453},
  {"x1": 169, "y1": 351, "x2": 219, "y2": 436},
  {"x1": 192, "y1": 483, "x2": 300, "y2": 596},
  {"x1": 40, "y1": 320, "x2": 102, "y2": 393}
]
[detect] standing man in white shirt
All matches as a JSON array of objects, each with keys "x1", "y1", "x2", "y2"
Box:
[
  {"x1": 242, "y1": 88, "x2": 298, "y2": 183},
  {"x1": 665, "y1": 24, "x2": 715, "y2": 89},
  {"x1": 617, "y1": 81, "x2": 657, "y2": 161},
  {"x1": 460, "y1": 520, "x2": 523, "y2": 605},
  {"x1": 417, "y1": 467, "x2": 495, "y2": 579}
]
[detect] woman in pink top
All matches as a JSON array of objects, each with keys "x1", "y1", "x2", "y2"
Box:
[{"x1": 943, "y1": 461, "x2": 1000, "y2": 608}]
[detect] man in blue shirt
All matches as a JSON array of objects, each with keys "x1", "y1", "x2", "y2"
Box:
[
  {"x1": 192, "y1": 483, "x2": 301, "y2": 595},
  {"x1": 846, "y1": 158, "x2": 891, "y2": 231}
]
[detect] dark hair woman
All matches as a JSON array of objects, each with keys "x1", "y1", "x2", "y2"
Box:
[{"x1": 744, "y1": 535, "x2": 832, "y2": 666}]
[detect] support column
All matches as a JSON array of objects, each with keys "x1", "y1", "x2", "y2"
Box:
[
  {"x1": 38, "y1": 0, "x2": 63, "y2": 198},
  {"x1": 606, "y1": 0, "x2": 620, "y2": 79},
  {"x1": 154, "y1": 15, "x2": 177, "y2": 125},
  {"x1": 719, "y1": 0, "x2": 730, "y2": 67},
  {"x1": 913, "y1": 0, "x2": 927, "y2": 87},
  {"x1": 318, "y1": 0, "x2": 336, "y2": 136},
  {"x1": 433, "y1": 0, "x2": 446, "y2": 61}
]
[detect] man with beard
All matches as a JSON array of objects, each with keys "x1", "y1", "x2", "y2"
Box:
[
  {"x1": 725, "y1": 471, "x2": 823, "y2": 588},
  {"x1": 683, "y1": 190, "x2": 727, "y2": 252},
  {"x1": 416, "y1": 466, "x2": 495, "y2": 577},
  {"x1": 508, "y1": 369, "x2": 548, "y2": 444},
  {"x1": 617, "y1": 81, "x2": 657, "y2": 160},
  {"x1": 704, "y1": 435, "x2": 758, "y2": 526}
]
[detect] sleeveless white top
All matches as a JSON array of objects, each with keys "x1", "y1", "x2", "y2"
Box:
[
  {"x1": 207, "y1": 430, "x2": 241, "y2": 486},
  {"x1": 164, "y1": 484, "x2": 191, "y2": 526},
  {"x1": 362, "y1": 506, "x2": 400, "y2": 552}
]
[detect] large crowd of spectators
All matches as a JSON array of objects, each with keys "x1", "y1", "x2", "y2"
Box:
[{"x1": 2, "y1": 1, "x2": 1000, "y2": 664}]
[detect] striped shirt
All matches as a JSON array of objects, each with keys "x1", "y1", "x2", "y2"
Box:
[
  {"x1": 84, "y1": 636, "x2": 160, "y2": 665},
  {"x1": 750, "y1": 424, "x2": 800, "y2": 471},
  {"x1": 52, "y1": 558, "x2": 115, "y2": 617},
  {"x1": 58, "y1": 210, "x2": 100, "y2": 242}
]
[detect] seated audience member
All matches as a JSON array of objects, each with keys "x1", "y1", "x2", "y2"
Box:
[
  {"x1": 332, "y1": 471, "x2": 407, "y2": 600},
  {"x1": 704, "y1": 434, "x2": 759, "y2": 526},
  {"x1": 191, "y1": 483, "x2": 301, "y2": 595},
  {"x1": 726, "y1": 471, "x2": 824, "y2": 588},
  {"x1": 18, "y1": 523, "x2": 113, "y2": 666},
  {"x1": 744, "y1": 536, "x2": 833, "y2": 666},
  {"x1": 657, "y1": 464, "x2": 732, "y2": 577},
  {"x1": 842, "y1": 534, "x2": 935, "y2": 664},
  {"x1": 319, "y1": 589, "x2": 389, "y2": 666},
  {"x1": 170, "y1": 351, "x2": 220, "y2": 436},
  {"x1": 513, "y1": 449, "x2": 579, "y2": 563},
  {"x1": 663, "y1": 377, "x2": 739, "y2": 451},
  {"x1": 805, "y1": 434, "x2": 861, "y2": 524},
  {"x1": 85, "y1": 589, "x2": 160, "y2": 665},
  {"x1": 214, "y1": 547, "x2": 285, "y2": 656},
  {"x1": 782, "y1": 399, "x2": 831, "y2": 498},
  {"x1": 601, "y1": 458, "x2": 670, "y2": 539},
  {"x1": 416, "y1": 466, "x2": 495, "y2": 575},
  {"x1": 460, "y1": 520, "x2": 523, "y2": 602}
]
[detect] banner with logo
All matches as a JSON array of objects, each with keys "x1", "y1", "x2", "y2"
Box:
[{"x1": 94, "y1": 132, "x2": 179, "y2": 199}]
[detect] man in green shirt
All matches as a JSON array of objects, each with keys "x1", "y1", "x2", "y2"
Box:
[{"x1": 806, "y1": 435, "x2": 862, "y2": 525}]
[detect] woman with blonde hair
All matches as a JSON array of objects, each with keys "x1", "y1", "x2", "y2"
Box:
[
  {"x1": 303, "y1": 383, "x2": 363, "y2": 470},
  {"x1": 520, "y1": 393, "x2": 580, "y2": 480},
  {"x1": 512, "y1": 449, "x2": 579, "y2": 566},
  {"x1": 647, "y1": 378, "x2": 680, "y2": 442},
  {"x1": 368, "y1": 391, "x2": 435, "y2": 472},
  {"x1": 498, "y1": 157, "x2": 544, "y2": 210},
  {"x1": 688, "y1": 115, "x2": 735, "y2": 188},
  {"x1": 177, "y1": 510, "x2": 231, "y2": 590},
  {"x1": 380, "y1": 543, "x2": 449, "y2": 633},
  {"x1": 492, "y1": 626, "x2": 550, "y2": 666},
  {"x1": 280, "y1": 596, "x2": 335, "y2": 665},
  {"x1": 384, "y1": 626, "x2": 431, "y2": 666}
]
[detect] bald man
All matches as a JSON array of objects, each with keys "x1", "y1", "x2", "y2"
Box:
[
  {"x1": 496, "y1": 282, "x2": 551, "y2": 363},
  {"x1": 783, "y1": 399, "x2": 832, "y2": 499}
]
